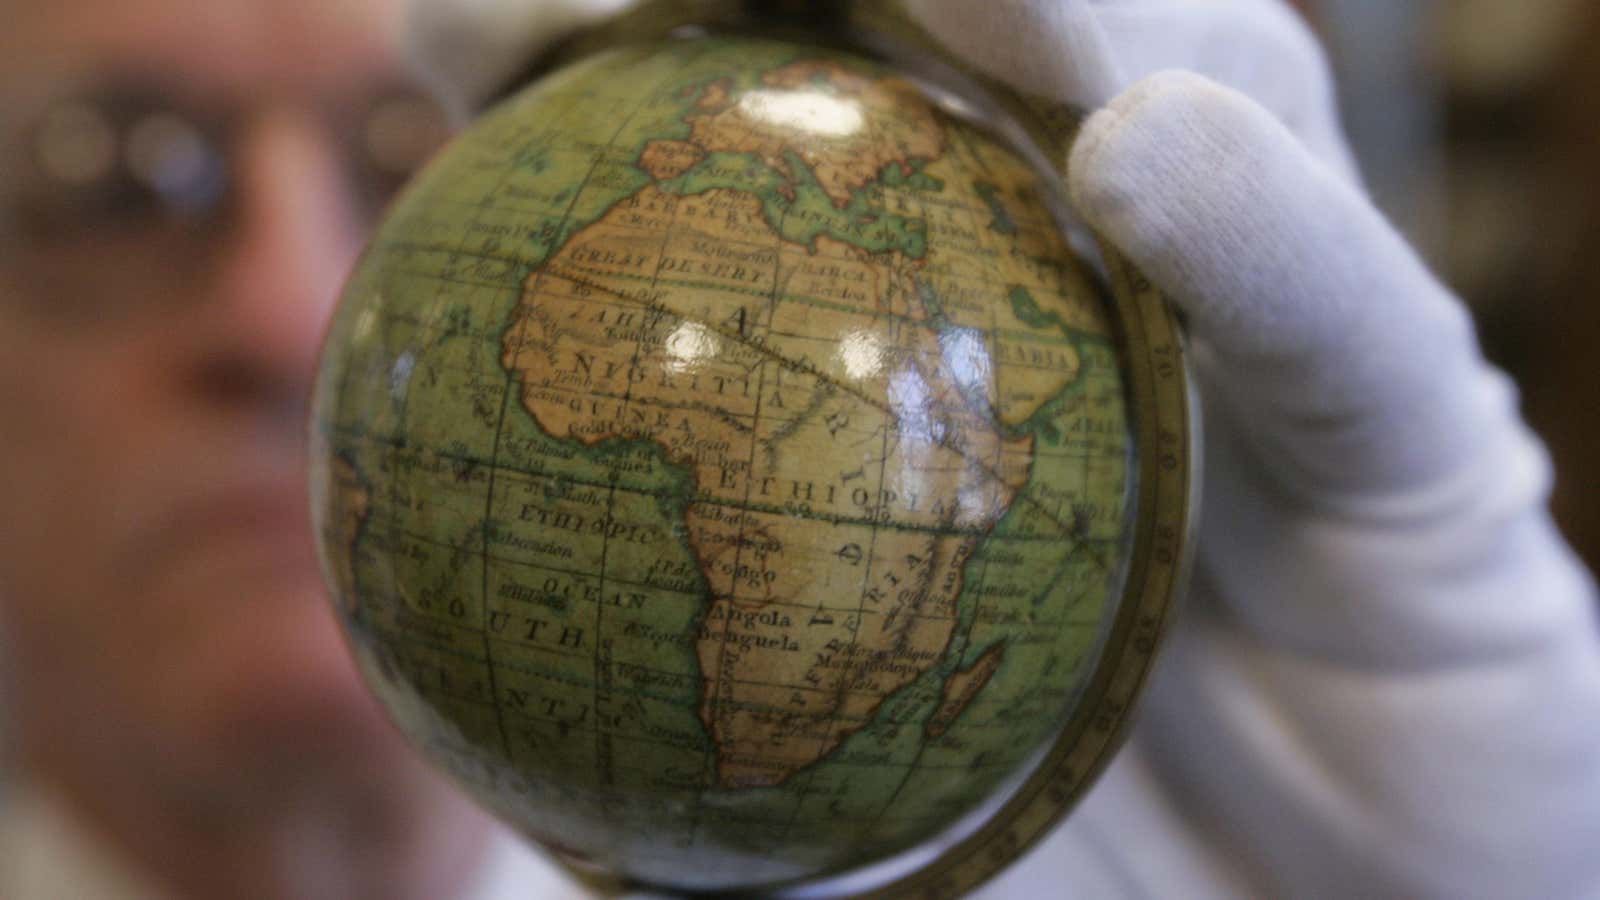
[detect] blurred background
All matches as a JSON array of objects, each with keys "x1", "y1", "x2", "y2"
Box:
[{"x1": 1296, "y1": 0, "x2": 1599, "y2": 571}]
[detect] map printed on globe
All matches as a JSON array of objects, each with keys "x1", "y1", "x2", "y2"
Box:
[{"x1": 312, "y1": 35, "x2": 1144, "y2": 893}]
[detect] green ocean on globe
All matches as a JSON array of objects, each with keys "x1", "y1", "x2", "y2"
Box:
[{"x1": 311, "y1": 34, "x2": 1133, "y2": 893}]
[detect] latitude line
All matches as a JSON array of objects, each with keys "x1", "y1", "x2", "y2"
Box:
[
  {"x1": 332, "y1": 420, "x2": 1100, "y2": 544},
  {"x1": 370, "y1": 616, "x2": 1083, "y2": 735},
  {"x1": 514, "y1": 263, "x2": 1081, "y2": 541}
]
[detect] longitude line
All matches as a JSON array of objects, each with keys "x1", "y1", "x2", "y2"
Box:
[{"x1": 480, "y1": 89, "x2": 649, "y2": 759}]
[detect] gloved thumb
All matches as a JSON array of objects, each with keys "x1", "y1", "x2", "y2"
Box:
[{"x1": 1070, "y1": 71, "x2": 1534, "y2": 509}]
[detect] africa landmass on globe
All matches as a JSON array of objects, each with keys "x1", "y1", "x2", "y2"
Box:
[{"x1": 311, "y1": 35, "x2": 1134, "y2": 891}]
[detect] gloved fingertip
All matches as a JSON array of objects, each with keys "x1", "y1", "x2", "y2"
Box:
[
  {"x1": 1065, "y1": 69, "x2": 1515, "y2": 497},
  {"x1": 1063, "y1": 68, "x2": 1387, "y2": 360},
  {"x1": 1067, "y1": 70, "x2": 1222, "y2": 223}
]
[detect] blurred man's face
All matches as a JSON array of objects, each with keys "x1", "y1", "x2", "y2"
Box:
[{"x1": 0, "y1": 0, "x2": 486, "y2": 897}]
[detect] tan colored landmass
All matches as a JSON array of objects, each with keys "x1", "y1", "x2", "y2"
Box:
[
  {"x1": 501, "y1": 178, "x2": 1037, "y2": 787},
  {"x1": 926, "y1": 641, "x2": 1006, "y2": 739},
  {"x1": 686, "y1": 61, "x2": 943, "y2": 207},
  {"x1": 908, "y1": 149, "x2": 1107, "y2": 428},
  {"x1": 639, "y1": 139, "x2": 705, "y2": 180},
  {"x1": 695, "y1": 77, "x2": 731, "y2": 111}
]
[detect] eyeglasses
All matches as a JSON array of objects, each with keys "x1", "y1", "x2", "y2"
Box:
[{"x1": 0, "y1": 77, "x2": 453, "y2": 327}]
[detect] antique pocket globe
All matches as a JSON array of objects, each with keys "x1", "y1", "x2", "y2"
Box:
[{"x1": 310, "y1": 3, "x2": 1194, "y2": 896}]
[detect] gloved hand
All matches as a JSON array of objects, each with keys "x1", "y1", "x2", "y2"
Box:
[
  {"x1": 912, "y1": 3, "x2": 1600, "y2": 898},
  {"x1": 409, "y1": 2, "x2": 1600, "y2": 898}
]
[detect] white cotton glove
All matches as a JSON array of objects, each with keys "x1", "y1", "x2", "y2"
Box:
[
  {"x1": 906, "y1": 3, "x2": 1600, "y2": 900},
  {"x1": 410, "y1": 2, "x2": 1600, "y2": 898}
]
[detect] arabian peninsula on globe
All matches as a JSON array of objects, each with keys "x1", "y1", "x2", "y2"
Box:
[{"x1": 311, "y1": 34, "x2": 1143, "y2": 895}]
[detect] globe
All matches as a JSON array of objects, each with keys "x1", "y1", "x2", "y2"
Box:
[{"x1": 311, "y1": 29, "x2": 1192, "y2": 897}]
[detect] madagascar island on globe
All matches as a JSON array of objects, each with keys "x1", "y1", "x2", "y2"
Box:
[{"x1": 311, "y1": 31, "x2": 1190, "y2": 897}]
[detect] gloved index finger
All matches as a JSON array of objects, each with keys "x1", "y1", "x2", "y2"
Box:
[{"x1": 1070, "y1": 70, "x2": 1526, "y2": 507}]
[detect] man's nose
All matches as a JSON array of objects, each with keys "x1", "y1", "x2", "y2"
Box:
[{"x1": 190, "y1": 109, "x2": 366, "y2": 408}]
